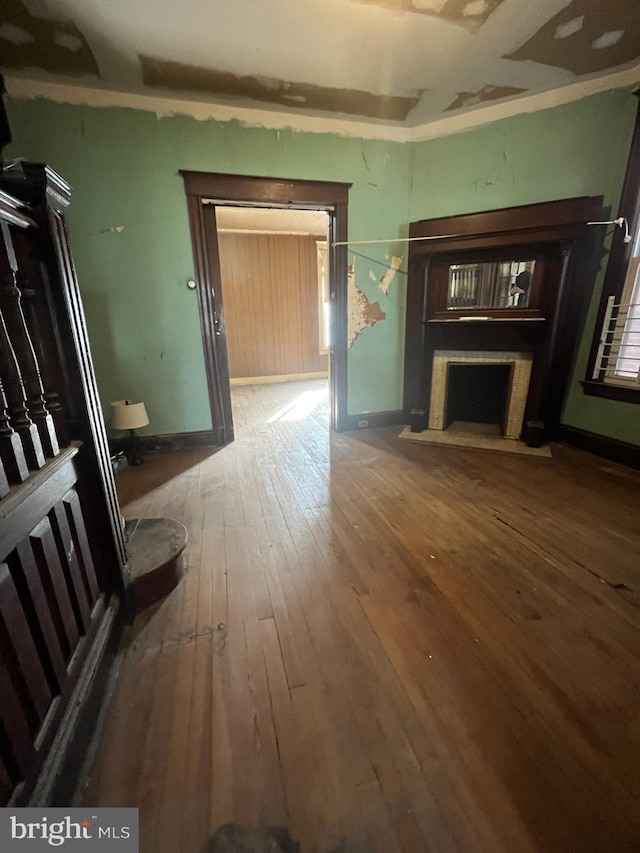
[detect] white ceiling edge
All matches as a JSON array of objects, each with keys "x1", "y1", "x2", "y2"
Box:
[
  {"x1": 216, "y1": 206, "x2": 328, "y2": 235},
  {"x1": 3, "y1": 75, "x2": 407, "y2": 142},
  {"x1": 217, "y1": 228, "x2": 325, "y2": 236},
  {"x1": 4, "y1": 65, "x2": 640, "y2": 146}
]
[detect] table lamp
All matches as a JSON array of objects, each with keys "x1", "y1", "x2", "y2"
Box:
[{"x1": 111, "y1": 400, "x2": 149, "y2": 465}]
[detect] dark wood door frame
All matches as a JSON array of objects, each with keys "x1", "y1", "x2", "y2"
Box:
[{"x1": 181, "y1": 171, "x2": 351, "y2": 440}]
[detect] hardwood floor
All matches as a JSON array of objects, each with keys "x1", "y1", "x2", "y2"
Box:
[{"x1": 82, "y1": 380, "x2": 640, "y2": 853}]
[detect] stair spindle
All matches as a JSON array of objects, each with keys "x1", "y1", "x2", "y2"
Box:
[
  {"x1": 0, "y1": 373, "x2": 28, "y2": 484},
  {"x1": 0, "y1": 222, "x2": 58, "y2": 459}
]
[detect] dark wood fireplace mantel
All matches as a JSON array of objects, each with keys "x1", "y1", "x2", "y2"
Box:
[{"x1": 403, "y1": 197, "x2": 603, "y2": 446}]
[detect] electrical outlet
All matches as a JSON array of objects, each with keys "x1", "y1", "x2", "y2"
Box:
[{"x1": 358, "y1": 419, "x2": 369, "y2": 428}]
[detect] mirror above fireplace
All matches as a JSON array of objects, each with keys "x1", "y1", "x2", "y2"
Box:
[{"x1": 447, "y1": 259, "x2": 536, "y2": 310}]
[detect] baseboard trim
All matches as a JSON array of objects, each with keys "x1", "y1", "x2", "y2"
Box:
[
  {"x1": 112, "y1": 428, "x2": 224, "y2": 456},
  {"x1": 342, "y1": 410, "x2": 405, "y2": 431},
  {"x1": 230, "y1": 371, "x2": 328, "y2": 386},
  {"x1": 559, "y1": 425, "x2": 640, "y2": 470},
  {"x1": 29, "y1": 596, "x2": 123, "y2": 807},
  {"x1": 141, "y1": 428, "x2": 224, "y2": 452}
]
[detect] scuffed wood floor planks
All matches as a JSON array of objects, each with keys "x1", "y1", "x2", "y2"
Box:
[{"x1": 82, "y1": 380, "x2": 640, "y2": 853}]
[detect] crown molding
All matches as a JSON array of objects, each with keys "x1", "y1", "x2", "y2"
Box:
[{"x1": 5, "y1": 65, "x2": 640, "y2": 145}]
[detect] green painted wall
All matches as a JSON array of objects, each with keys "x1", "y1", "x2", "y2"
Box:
[
  {"x1": 5, "y1": 87, "x2": 639, "y2": 444},
  {"x1": 6, "y1": 99, "x2": 410, "y2": 431},
  {"x1": 409, "y1": 88, "x2": 640, "y2": 445}
]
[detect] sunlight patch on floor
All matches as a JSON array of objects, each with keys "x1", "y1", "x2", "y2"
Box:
[{"x1": 266, "y1": 388, "x2": 328, "y2": 422}]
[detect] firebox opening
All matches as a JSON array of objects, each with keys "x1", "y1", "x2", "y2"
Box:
[{"x1": 445, "y1": 363, "x2": 513, "y2": 435}]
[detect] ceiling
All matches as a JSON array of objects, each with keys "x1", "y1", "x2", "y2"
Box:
[
  {"x1": 215, "y1": 206, "x2": 328, "y2": 236},
  {"x1": 1, "y1": 0, "x2": 639, "y2": 131}
]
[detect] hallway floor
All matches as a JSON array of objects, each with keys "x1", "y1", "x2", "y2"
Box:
[{"x1": 83, "y1": 380, "x2": 640, "y2": 853}]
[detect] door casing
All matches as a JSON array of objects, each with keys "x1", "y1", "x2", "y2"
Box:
[{"x1": 181, "y1": 171, "x2": 351, "y2": 440}]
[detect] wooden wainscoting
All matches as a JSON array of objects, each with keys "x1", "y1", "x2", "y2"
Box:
[
  {"x1": 218, "y1": 233, "x2": 328, "y2": 380},
  {"x1": 0, "y1": 445, "x2": 111, "y2": 804}
]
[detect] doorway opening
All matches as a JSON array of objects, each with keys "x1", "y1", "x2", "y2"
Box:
[
  {"x1": 181, "y1": 172, "x2": 351, "y2": 445},
  {"x1": 215, "y1": 206, "x2": 330, "y2": 435}
]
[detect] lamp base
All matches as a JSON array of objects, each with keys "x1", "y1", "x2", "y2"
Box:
[{"x1": 127, "y1": 428, "x2": 145, "y2": 465}]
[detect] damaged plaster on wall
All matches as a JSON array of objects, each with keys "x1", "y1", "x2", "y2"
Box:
[
  {"x1": 378, "y1": 254, "x2": 403, "y2": 295},
  {"x1": 348, "y1": 258, "x2": 386, "y2": 347}
]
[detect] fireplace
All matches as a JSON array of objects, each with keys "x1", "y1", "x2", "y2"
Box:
[
  {"x1": 429, "y1": 351, "x2": 533, "y2": 439},
  {"x1": 446, "y1": 364, "x2": 511, "y2": 432},
  {"x1": 403, "y1": 197, "x2": 603, "y2": 445}
]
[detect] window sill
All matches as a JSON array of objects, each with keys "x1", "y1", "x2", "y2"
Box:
[{"x1": 581, "y1": 380, "x2": 640, "y2": 403}]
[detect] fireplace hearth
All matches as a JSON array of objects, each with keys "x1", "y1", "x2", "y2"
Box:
[{"x1": 429, "y1": 350, "x2": 533, "y2": 439}]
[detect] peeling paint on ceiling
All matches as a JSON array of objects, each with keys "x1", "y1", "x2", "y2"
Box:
[
  {"x1": 507, "y1": 0, "x2": 640, "y2": 76},
  {"x1": 0, "y1": 0, "x2": 98, "y2": 78},
  {"x1": 140, "y1": 56, "x2": 422, "y2": 121},
  {"x1": 446, "y1": 84, "x2": 528, "y2": 112},
  {"x1": 216, "y1": 207, "x2": 328, "y2": 236},
  {"x1": 353, "y1": 0, "x2": 506, "y2": 33},
  {"x1": 1, "y1": 0, "x2": 638, "y2": 130}
]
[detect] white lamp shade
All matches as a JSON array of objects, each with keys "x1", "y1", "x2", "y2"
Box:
[{"x1": 111, "y1": 400, "x2": 149, "y2": 430}]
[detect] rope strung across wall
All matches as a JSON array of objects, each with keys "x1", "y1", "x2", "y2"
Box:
[
  {"x1": 332, "y1": 234, "x2": 457, "y2": 247},
  {"x1": 333, "y1": 217, "x2": 633, "y2": 248},
  {"x1": 587, "y1": 217, "x2": 632, "y2": 242}
]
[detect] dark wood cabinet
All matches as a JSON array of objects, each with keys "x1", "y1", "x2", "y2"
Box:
[{"x1": 0, "y1": 165, "x2": 126, "y2": 806}]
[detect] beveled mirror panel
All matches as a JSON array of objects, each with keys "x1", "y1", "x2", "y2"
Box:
[{"x1": 447, "y1": 260, "x2": 535, "y2": 309}]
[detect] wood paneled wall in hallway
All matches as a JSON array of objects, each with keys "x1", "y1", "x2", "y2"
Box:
[{"x1": 218, "y1": 233, "x2": 328, "y2": 379}]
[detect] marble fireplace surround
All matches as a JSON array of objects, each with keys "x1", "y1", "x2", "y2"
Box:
[{"x1": 428, "y1": 350, "x2": 533, "y2": 439}]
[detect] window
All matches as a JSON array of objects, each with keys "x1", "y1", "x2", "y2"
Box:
[
  {"x1": 584, "y1": 98, "x2": 640, "y2": 402},
  {"x1": 316, "y1": 240, "x2": 330, "y2": 353},
  {"x1": 604, "y1": 224, "x2": 640, "y2": 385}
]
